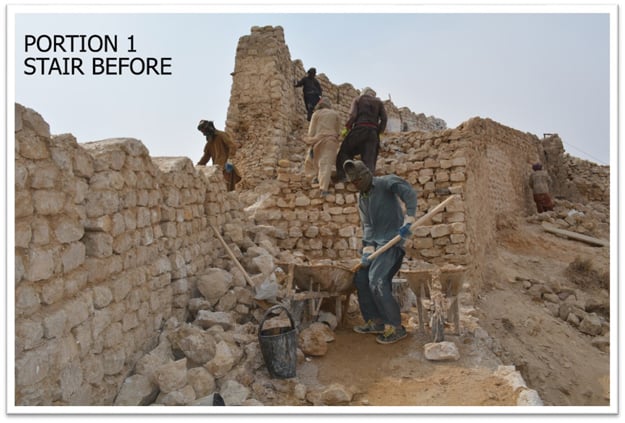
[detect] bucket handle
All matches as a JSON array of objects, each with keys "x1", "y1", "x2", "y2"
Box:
[{"x1": 259, "y1": 304, "x2": 296, "y2": 333}]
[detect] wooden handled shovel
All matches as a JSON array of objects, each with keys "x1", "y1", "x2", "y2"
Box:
[{"x1": 350, "y1": 194, "x2": 458, "y2": 273}]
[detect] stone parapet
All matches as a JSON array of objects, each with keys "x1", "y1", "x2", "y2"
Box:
[{"x1": 14, "y1": 103, "x2": 237, "y2": 405}]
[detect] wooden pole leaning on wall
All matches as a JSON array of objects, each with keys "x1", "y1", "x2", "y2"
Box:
[{"x1": 210, "y1": 223, "x2": 256, "y2": 287}]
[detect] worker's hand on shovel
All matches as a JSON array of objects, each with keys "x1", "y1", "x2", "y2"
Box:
[
  {"x1": 360, "y1": 246, "x2": 375, "y2": 269},
  {"x1": 399, "y1": 215, "x2": 415, "y2": 239},
  {"x1": 350, "y1": 196, "x2": 457, "y2": 274}
]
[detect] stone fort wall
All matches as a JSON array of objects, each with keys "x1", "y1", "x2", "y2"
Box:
[
  {"x1": 13, "y1": 25, "x2": 609, "y2": 406},
  {"x1": 224, "y1": 25, "x2": 609, "y2": 275},
  {"x1": 225, "y1": 25, "x2": 445, "y2": 193},
  {"x1": 14, "y1": 104, "x2": 252, "y2": 405}
]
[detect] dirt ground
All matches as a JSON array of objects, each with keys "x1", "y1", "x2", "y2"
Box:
[
  {"x1": 475, "y1": 219, "x2": 611, "y2": 406},
  {"x1": 296, "y1": 219, "x2": 611, "y2": 408}
]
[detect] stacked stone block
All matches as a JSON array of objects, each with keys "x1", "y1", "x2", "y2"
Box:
[
  {"x1": 14, "y1": 104, "x2": 237, "y2": 405},
  {"x1": 226, "y1": 25, "x2": 297, "y2": 186},
  {"x1": 14, "y1": 25, "x2": 611, "y2": 406},
  {"x1": 226, "y1": 25, "x2": 446, "y2": 193},
  {"x1": 246, "y1": 127, "x2": 474, "y2": 266},
  {"x1": 566, "y1": 156, "x2": 609, "y2": 203},
  {"x1": 245, "y1": 116, "x2": 577, "y2": 273}
]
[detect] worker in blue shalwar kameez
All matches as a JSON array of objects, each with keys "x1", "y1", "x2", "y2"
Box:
[{"x1": 344, "y1": 159, "x2": 418, "y2": 344}]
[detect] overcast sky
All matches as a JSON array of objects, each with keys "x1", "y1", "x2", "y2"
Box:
[{"x1": 9, "y1": 4, "x2": 614, "y2": 166}]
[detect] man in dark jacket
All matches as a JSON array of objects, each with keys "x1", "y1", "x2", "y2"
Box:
[
  {"x1": 294, "y1": 67, "x2": 322, "y2": 121},
  {"x1": 344, "y1": 159, "x2": 417, "y2": 344},
  {"x1": 335, "y1": 87, "x2": 387, "y2": 182}
]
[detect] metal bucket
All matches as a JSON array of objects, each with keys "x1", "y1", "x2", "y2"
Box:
[{"x1": 258, "y1": 305, "x2": 297, "y2": 379}]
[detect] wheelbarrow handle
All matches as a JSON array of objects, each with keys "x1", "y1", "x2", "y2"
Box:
[
  {"x1": 259, "y1": 304, "x2": 296, "y2": 333},
  {"x1": 351, "y1": 194, "x2": 458, "y2": 273}
]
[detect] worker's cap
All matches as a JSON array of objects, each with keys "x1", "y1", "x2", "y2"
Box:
[
  {"x1": 316, "y1": 97, "x2": 332, "y2": 109},
  {"x1": 343, "y1": 160, "x2": 371, "y2": 181},
  {"x1": 532, "y1": 163, "x2": 542, "y2": 170},
  {"x1": 197, "y1": 120, "x2": 215, "y2": 132},
  {"x1": 307, "y1": 67, "x2": 317, "y2": 75},
  {"x1": 362, "y1": 87, "x2": 376, "y2": 97}
]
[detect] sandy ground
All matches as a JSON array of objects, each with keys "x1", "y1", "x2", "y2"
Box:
[
  {"x1": 289, "y1": 219, "x2": 611, "y2": 408},
  {"x1": 475, "y1": 220, "x2": 611, "y2": 406}
]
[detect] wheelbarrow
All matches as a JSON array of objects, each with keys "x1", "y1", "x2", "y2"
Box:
[
  {"x1": 276, "y1": 261, "x2": 357, "y2": 327},
  {"x1": 400, "y1": 264, "x2": 465, "y2": 342}
]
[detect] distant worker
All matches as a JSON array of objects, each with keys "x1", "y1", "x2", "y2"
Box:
[
  {"x1": 335, "y1": 87, "x2": 387, "y2": 182},
  {"x1": 303, "y1": 97, "x2": 342, "y2": 196},
  {"x1": 197, "y1": 120, "x2": 241, "y2": 191},
  {"x1": 344, "y1": 159, "x2": 417, "y2": 345},
  {"x1": 294, "y1": 67, "x2": 322, "y2": 121},
  {"x1": 529, "y1": 162, "x2": 554, "y2": 213}
]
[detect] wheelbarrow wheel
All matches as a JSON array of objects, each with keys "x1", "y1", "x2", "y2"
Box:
[{"x1": 431, "y1": 310, "x2": 445, "y2": 342}]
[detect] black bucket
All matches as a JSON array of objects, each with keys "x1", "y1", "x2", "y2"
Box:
[{"x1": 258, "y1": 304, "x2": 297, "y2": 379}]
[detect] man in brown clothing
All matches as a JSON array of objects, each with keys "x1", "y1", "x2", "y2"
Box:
[
  {"x1": 197, "y1": 120, "x2": 241, "y2": 190},
  {"x1": 529, "y1": 162, "x2": 554, "y2": 212},
  {"x1": 335, "y1": 87, "x2": 387, "y2": 182}
]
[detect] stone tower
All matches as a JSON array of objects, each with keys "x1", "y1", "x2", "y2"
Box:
[
  {"x1": 225, "y1": 25, "x2": 447, "y2": 196},
  {"x1": 225, "y1": 26, "x2": 299, "y2": 191}
]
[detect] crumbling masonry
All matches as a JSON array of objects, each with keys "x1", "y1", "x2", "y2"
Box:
[{"x1": 13, "y1": 25, "x2": 609, "y2": 405}]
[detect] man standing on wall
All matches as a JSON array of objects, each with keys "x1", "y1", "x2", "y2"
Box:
[
  {"x1": 344, "y1": 159, "x2": 417, "y2": 345},
  {"x1": 197, "y1": 120, "x2": 241, "y2": 191},
  {"x1": 335, "y1": 87, "x2": 387, "y2": 182},
  {"x1": 529, "y1": 162, "x2": 555, "y2": 212},
  {"x1": 294, "y1": 67, "x2": 323, "y2": 121},
  {"x1": 303, "y1": 97, "x2": 342, "y2": 197}
]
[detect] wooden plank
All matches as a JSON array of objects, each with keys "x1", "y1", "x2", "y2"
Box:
[
  {"x1": 286, "y1": 263, "x2": 294, "y2": 296},
  {"x1": 291, "y1": 291, "x2": 334, "y2": 301},
  {"x1": 541, "y1": 222, "x2": 609, "y2": 247}
]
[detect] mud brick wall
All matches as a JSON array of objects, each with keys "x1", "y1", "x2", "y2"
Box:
[{"x1": 456, "y1": 118, "x2": 545, "y2": 276}]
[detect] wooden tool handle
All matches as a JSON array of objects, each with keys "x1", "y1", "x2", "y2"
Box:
[
  {"x1": 210, "y1": 223, "x2": 256, "y2": 286},
  {"x1": 351, "y1": 195, "x2": 458, "y2": 273}
]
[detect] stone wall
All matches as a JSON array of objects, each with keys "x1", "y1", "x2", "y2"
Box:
[
  {"x1": 224, "y1": 26, "x2": 296, "y2": 190},
  {"x1": 244, "y1": 117, "x2": 553, "y2": 278},
  {"x1": 220, "y1": 24, "x2": 570, "y2": 273},
  {"x1": 539, "y1": 134, "x2": 610, "y2": 204},
  {"x1": 14, "y1": 103, "x2": 247, "y2": 405},
  {"x1": 13, "y1": 25, "x2": 610, "y2": 406},
  {"x1": 225, "y1": 24, "x2": 610, "y2": 282},
  {"x1": 226, "y1": 25, "x2": 446, "y2": 195}
]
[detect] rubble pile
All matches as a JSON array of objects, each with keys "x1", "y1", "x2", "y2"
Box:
[{"x1": 527, "y1": 200, "x2": 610, "y2": 240}]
